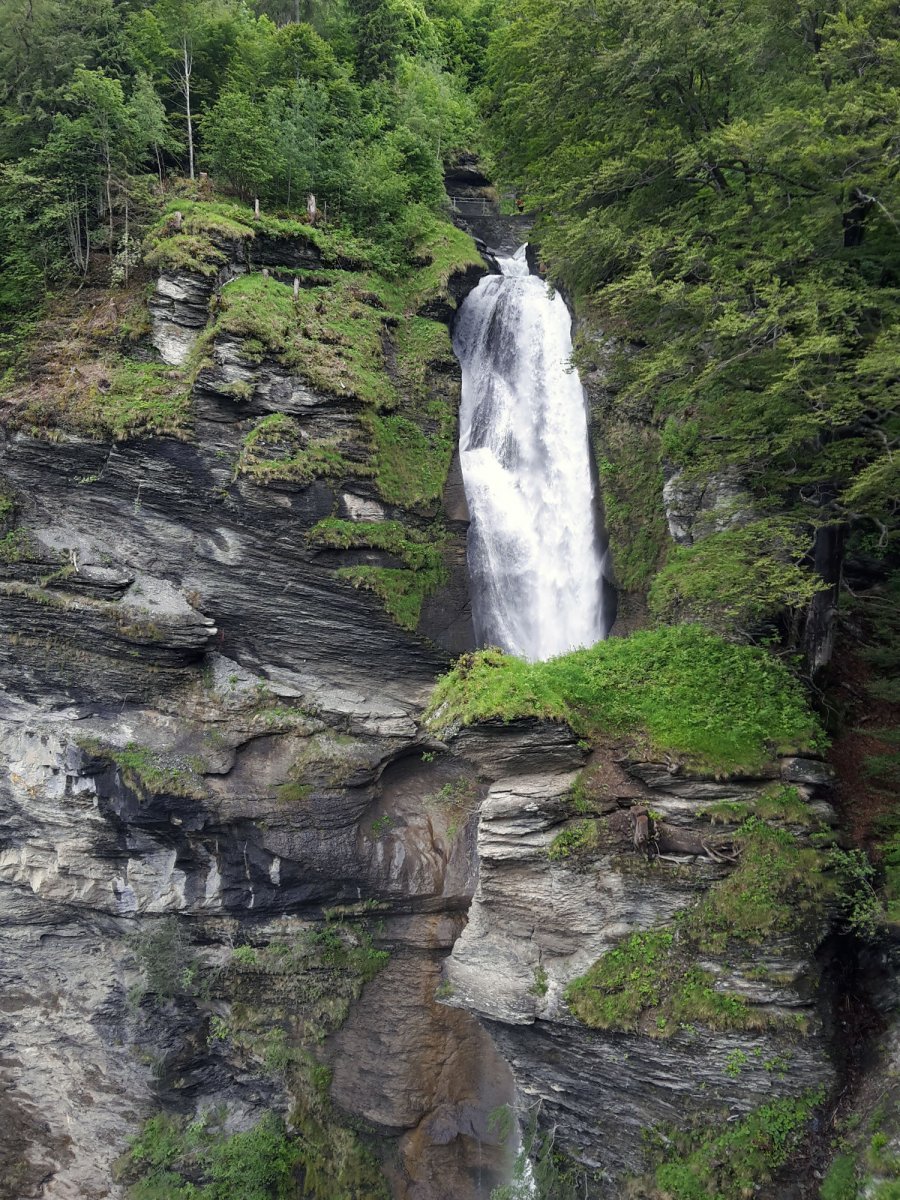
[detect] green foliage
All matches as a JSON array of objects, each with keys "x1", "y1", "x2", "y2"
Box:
[
  {"x1": 649, "y1": 1092, "x2": 823, "y2": 1200},
  {"x1": 547, "y1": 819, "x2": 599, "y2": 862},
  {"x1": 529, "y1": 965, "x2": 549, "y2": 997},
  {"x1": 15, "y1": 360, "x2": 192, "y2": 441},
  {"x1": 82, "y1": 738, "x2": 207, "y2": 798},
  {"x1": 0, "y1": 0, "x2": 485, "y2": 313},
  {"x1": 337, "y1": 561, "x2": 448, "y2": 631},
  {"x1": 650, "y1": 518, "x2": 829, "y2": 632},
  {"x1": 592, "y1": 421, "x2": 666, "y2": 592},
  {"x1": 128, "y1": 917, "x2": 197, "y2": 1003},
  {"x1": 691, "y1": 817, "x2": 829, "y2": 950},
  {"x1": 119, "y1": 1112, "x2": 300, "y2": 1200},
  {"x1": 884, "y1": 827, "x2": 900, "y2": 927},
  {"x1": 309, "y1": 518, "x2": 446, "y2": 571},
  {"x1": 0, "y1": 527, "x2": 37, "y2": 563},
  {"x1": 207, "y1": 224, "x2": 473, "y2": 509},
  {"x1": 490, "y1": 1115, "x2": 592, "y2": 1200},
  {"x1": 368, "y1": 408, "x2": 456, "y2": 508},
  {"x1": 827, "y1": 848, "x2": 885, "y2": 941},
  {"x1": 426, "y1": 625, "x2": 822, "y2": 773},
  {"x1": 310, "y1": 518, "x2": 449, "y2": 630},
  {"x1": 236, "y1": 414, "x2": 362, "y2": 486},
  {"x1": 565, "y1": 929, "x2": 676, "y2": 1031},
  {"x1": 566, "y1": 817, "x2": 830, "y2": 1034},
  {"x1": 486, "y1": 0, "x2": 900, "y2": 581}
]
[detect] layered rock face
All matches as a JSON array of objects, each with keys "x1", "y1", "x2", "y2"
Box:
[
  {"x1": 0, "y1": 202, "x2": 871, "y2": 1200},
  {"x1": 0, "y1": 221, "x2": 521, "y2": 1199},
  {"x1": 439, "y1": 721, "x2": 841, "y2": 1191}
]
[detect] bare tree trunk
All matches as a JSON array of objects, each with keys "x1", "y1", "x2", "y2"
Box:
[
  {"x1": 182, "y1": 37, "x2": 195, "y2": 181},
  {"x1": 123, "y1": 191, "x2": 129, "y2": 286},
  {"x1": 83, "y1": 184, "x2": 91, "y2": 276},
  {"x1": 104, "y1": 138, "x2": 114, "y2": 270}
]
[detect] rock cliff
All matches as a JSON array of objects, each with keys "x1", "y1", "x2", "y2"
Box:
[
  {"x1": 438, "y1": 721, "x2": 841, "y2": 1189},
  {"x1": 0, "y1": 209, "x2": 519, "y2": 1200}
]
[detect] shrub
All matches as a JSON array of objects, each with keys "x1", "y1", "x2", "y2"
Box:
[{"x1": 649, "y1": 518, "x2": 828, "y2": 631}]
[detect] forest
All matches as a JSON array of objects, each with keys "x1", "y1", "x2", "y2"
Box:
[
  {"x1": 0, "y1": 1, "x2": 898, "y2": 1198},
  {"x1": 0, "y1": 0, "x2": 491, "y2": 355},
  {"x1": 1, "y1": 0, "x2": 896, "y2": 577}
]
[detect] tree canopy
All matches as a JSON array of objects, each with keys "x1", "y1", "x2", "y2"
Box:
[
  {"x1": 485, "y1": 0, "x2": 899, "y2": 561},
  {"x1": 0, "y1": 0, "x2": 491, "y2": 357}
]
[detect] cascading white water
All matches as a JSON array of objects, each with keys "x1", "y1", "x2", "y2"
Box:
[{"x1": 453, "y1": 245, "x2": 610, "y2": 661}]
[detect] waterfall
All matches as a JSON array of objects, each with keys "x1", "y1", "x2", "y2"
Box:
[{"x1": 453, "y1": 246, "x2": 611, "y2": 661}]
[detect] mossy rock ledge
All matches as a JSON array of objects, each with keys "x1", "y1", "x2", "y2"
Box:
[{"x1": 429, "y1": 632, "x2": 844, "y2": 1194}]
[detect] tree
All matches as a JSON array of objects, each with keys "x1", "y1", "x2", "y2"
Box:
[
  {"x1": 129, "y1": 0, "x2": 223, "y2": 180},
  {"x1": 486, "y1": 0, "x2": 900, "y2": 572},
  {"x1": 201, "y1": 88, "x2": 278, "y2": 198},
  {"x1": 346, "y1": 0, "x2": 437, "y2": 80}
]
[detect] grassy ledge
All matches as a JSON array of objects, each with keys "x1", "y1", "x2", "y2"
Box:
[
  {"x1": 310, "y1": 517, "x2": 449, "y2": 631},
  {"x1": 565, "y1": 816, "x2": 830, "y2": 1036},
  {"x1": 425, "y1": 625, "x2": 823, "y2": 774},
  {"x1": 641, "y1": 1091, "x2": 824, "y2": 1199},
  {"x1": 235, "y1": 413, "x2": 367, "y2": 485},
  {"x1": 143, "y1": 198, "x2": 371, "y2": 277}
]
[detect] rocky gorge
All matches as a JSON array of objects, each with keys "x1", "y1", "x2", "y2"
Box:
[{"x1": 1, "y1": 188, "x2": 897, "y2": 1200}]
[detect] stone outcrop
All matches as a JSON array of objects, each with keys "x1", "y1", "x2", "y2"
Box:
[
  {"x1": 662, "y1": 468, "x2": 753, "y2": 547},
  {"x1": 439, "y1": 721, "x2": 841, "y2": 1190}
]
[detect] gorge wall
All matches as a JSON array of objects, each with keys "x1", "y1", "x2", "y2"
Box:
[{"x1": 1, "y1": 194, "x2": 896, "y2": 1200}]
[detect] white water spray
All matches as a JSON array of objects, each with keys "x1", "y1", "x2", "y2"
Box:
[{"x1": 454, "y1": 246, "x2": 611, "y2": 660}]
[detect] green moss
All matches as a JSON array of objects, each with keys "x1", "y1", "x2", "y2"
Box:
[
  {"x1": 706, "y1": 785, "x2": 816, "y2": 829},
  {"x1": 368, "y1": 407, "x2": 456, "y2": 508},
  {"x1": 337, "y1": 560, "x2": 448, "y2": 631},
  {"x1": 276, "y1": 780, "x2": 311, "y2": 804},
  {"x1": 236, "y1": 414, "x2": 366, "y2": 486},
  {"x1": 394, "y1": 317, "x2": 455, "y2": 392},
  {"x1": 119, "y1": 1112, "x2": 302, "y2": 1200},
  {"x1": 426, "y1": 625, "x2": 823, "y2": 774},
  {"x1": 81, "y1": 739, "x2": 207, "y2": 799},
  {"x1": 691, "y1": 817, "x2": 828, "y2": 951},
  {"x1": 217, "y1": 272, "x2": 396, "y2": 408},
  {"x1": 0, "y1": 527, "x2": 37, "y2": 563},
  {"x1": 212, "y1": 920, "x2": 391, "y2": 1200},
  {"x1": 649, "y1": 1091, "x2": 824, "y2": 1199},
  {"x1": 565, "y1": 929, "x2": 674, "y2": 1030},
  {"x1": 396, "y1": 212, "x2": 484, "y2": 310},
  {"x1": 308, "y1": 518, "x2": 445, "y2": 571},
  {"x1": 311, "y1": 520, "x2": 451, "y2": 628},
  {"x1": 594, "y1": 421, "x2": 667, "y2": 592},
  {"x1": 548, "y1": 819, "x2": 600, "y2": 862},
  {"x1": 565, "y1": 930, "x2": 756, "y2": 1036},
  {"x1": 144, "y1": 198, "x2": 337, "y2": 278},
  {"x1": 17, "y1": 360, "x2": 191, "y2": 441},
  {"x1": 649, "y1": 517, "x2": 829, "y2": 631},
  {"x1": 566, "y1": 817, "x2": 830, "y2": 1034}
]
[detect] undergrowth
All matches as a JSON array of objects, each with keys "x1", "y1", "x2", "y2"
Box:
[
  {"x1": 643, "y1": 1091, "x2": 824, "y2": 1199},
  {"x1": 311, "y1": 517, "x2": 448, "y2": 631},
  {"x1": 235, "y1": 414, "x2": 366, "y2": 485}
]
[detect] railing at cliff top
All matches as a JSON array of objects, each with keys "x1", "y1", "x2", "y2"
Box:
[{"x1": 448, "y1": 196, "x2": 495, "y2": 215}]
